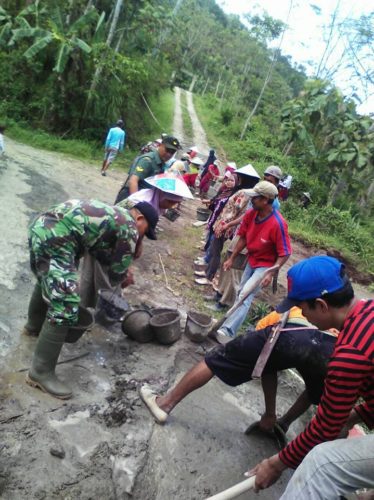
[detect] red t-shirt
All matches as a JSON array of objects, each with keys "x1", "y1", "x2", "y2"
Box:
[
  {"x1": 280, "y1": 299, "x2": 374, "y2": 469},
  {"x1": 237, "y1": 208, "x2": 291, "y2": 268}
]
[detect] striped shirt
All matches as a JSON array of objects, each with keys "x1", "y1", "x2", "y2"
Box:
[
  {"x1": 280, "y1": 299, "x2": 374, "y2": 469},
  {"x1": 237, "y1": 208, "x2": 291, "y2": 268}
]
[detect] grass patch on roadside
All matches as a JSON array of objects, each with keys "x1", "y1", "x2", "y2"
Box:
[
  {"x1": 1, "y1": 88, "x2": 175, "y2": 172},
  {"x1": 180, "y1": 90, "x2": 193, "y2": 141},
  {"x1": 146, "y1": 88, "x2": 175, "y2": 137}
]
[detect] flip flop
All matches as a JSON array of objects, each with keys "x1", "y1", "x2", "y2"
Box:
[
  {"x1": 194, "y1": 277, "x2": 212, "y2": 285},
  {"x1": 194, "y1": 270, "x2": 206, "y2": 277},
  {"x1": 139, "y1": 385, "x2": 168, "y2": 425}
]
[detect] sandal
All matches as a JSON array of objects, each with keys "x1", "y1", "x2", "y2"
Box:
[
  {"x1": 139, "y1": 384, "x2": 168, "y2": 424},
  {"x1": 194, "y1": 277, "x2": 212, "y2": 285}
]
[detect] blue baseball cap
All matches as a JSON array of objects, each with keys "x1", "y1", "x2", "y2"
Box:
[{"x1": 276, "y1": 256, "x2": 346, "y2": 312}]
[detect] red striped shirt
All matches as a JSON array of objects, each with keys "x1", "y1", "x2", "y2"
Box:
[{"x1": 279, "y1": 299, "x2": 374, "y2": 469}]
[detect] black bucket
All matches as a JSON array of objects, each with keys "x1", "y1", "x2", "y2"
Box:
[
  {"x1": 65, "y1": 306, "x2": 94, "y2": 343},
  {"x1": 184, "y1": 311, "x2": 212, "y2": 343},
  {"x1": 164, "y1": 208, "x2": 181, "y2": 222},
  {"x1": 121, "y1": 309, "x2": 153, "y2": 343},
  {"x1": 95, "y1": 289, "x2": 130, "y2": 326},
  {"x1": 150, "y1": 311, "x2": 181, "y2": 345},
  {"x1": 196, "y1": 208, "x2": 211, "y2": 222}
]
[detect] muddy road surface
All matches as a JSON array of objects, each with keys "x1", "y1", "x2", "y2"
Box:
[
  {"x1": 1, "y1": 90, "x2": 371, "y2": 499},
  {"x1": 0, "y1": 137, "x2": 300, "y2": 500}
]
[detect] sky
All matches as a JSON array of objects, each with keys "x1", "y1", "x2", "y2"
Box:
[{"x1": 216, "y1": 0, "x2": 373, "y2": 114}]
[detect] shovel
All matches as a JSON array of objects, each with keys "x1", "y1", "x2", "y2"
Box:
[
  {"x1": 205, "y1": 476, "x2": 256, "y2": 500},
  {"x1": 207, "y1": 265, "x2": 279, "y2": 337}
]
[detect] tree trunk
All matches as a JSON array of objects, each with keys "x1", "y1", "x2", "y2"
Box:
[
  {"x1": 328, "y1": 177, "x2": 346, "y2": 205},
  {"x1": 240, "y1": 0, "x2": 293, "y2": 139},
  {"x1": 84, "y1": 0, "x2": 123, "y2": 115},
  {"x1": 214, "y1": 71, "x2": 222, "y2": 97},
  {"x1": 201, "y1": 77, "x2": 210, "y2": 96}
]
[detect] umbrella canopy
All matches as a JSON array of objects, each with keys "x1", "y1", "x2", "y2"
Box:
[
  {"x1": 236, "y1": 164, "x2": 260, "y2": 179},
  {"x1": 145, "y1": 173, "x2": 194, "y2": 199},
  {"x1": 190, "y1": 156, "x2": 204, "y2": 166}
]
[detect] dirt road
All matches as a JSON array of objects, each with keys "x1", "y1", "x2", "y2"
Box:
[{"x1": 0, "y1": 89, "x2": 369, "y2": 499}]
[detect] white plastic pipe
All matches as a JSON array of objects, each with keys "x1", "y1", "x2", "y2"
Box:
[{"x1": 204, "y1": 476, "x2": 256, "y2": 500}]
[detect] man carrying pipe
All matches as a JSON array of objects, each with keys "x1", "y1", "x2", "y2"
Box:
[
  {"x1": 249, "y1": 256, "x2": 374, "y2": 498},
  {"x1": 23, "y1": 199, "x2": 158, "y2": 400},
  {"x1": 215, "y1": 180, "x2": 291, "y2": 344}
]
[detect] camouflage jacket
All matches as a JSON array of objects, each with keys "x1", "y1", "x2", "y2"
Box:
[{"x1": 29, "y1": 199, "x2": 138, "y2": 285}]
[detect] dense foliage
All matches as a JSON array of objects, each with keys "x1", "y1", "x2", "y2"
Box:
[
  {"x1": 0, "y1": 0, "x2": 306, "y2": 145},
  {"x1": 0, "y1": 1, "x2": 373, "y2": 272}
]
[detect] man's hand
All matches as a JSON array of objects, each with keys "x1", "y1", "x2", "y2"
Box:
[
  {"x1": 223, "y1": 256, "x2": 234, "y2": 272},
  {"x1": 121, "y1": 267, "x2": 134, "y2": 288},
  {"x1": 247, "y1": 454, "x2": 287, "y2": 492},
  {"x1": 215, "y1": 221, "x2": 227, "y2": 237},
  {"x1": 261, "y1": 266, "x2": 279, "y2": 288}
]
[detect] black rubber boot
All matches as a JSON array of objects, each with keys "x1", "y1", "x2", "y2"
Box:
[
  {"x1": 23, "y1": 283, "x2": 48, "y2": 337},
  {"x1": 26, "y1": 321, "x2": 72, "y2": 399}
]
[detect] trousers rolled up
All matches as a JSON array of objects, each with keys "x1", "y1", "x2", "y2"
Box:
[
  {"x1": 280, "y1": 434, "x2": 374, "y2": 500},
  {"x1": 219, "y1": 263, "x2": 268, "y2": 338}
]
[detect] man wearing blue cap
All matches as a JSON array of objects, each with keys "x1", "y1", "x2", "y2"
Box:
[{"x1": 249, "y1": 255, "x2": 374, "y2": 498}]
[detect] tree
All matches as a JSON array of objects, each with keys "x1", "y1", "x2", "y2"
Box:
[
  {"x1": 280, "y1": 79, "x2": 374, "y2": 209},
  {"x1": 10, "y1": 4, "x2": 96, "y2": 73}
]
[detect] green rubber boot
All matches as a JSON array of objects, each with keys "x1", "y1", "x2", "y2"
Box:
[
  {"x1": 23, "y1": 283, "x2": 48, "y2": 337},
  {"x1": 26, "y1": 321, "x2": 72, "y2": 399}
]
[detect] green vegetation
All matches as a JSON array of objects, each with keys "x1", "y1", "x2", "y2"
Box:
[
  {"x1": 0, "y1": 1, "x2": 372, "y2": 275},
  {"x1": 4, "y1": 87, "x2": 175, "y2": 170},
  {"x1": 194, "y1": 91, "x2": 374, "y2": 276}
]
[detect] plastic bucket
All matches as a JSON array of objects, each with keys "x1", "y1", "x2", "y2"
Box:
[
  {"x1": 196, "y1": 208, "x2": 211, "y2": 222},
  {"x1": 121, "y1": 309, "x2": 153, "y2": 343},
  {"x1": 150, "y1": 311, "x2": 181, "y2": 345},
  {"x1": 95, "y1": 289, "x2": 130, "y2": 326},
  {"x1": 65, "y1": 306, "x2": 94, "y2": 343},
  {"x1": 150, "y1": 307, "x2": 176, "y2": 317},
  {"x1": 184, "y1": 311, "x2": 212, "y2": 343}
]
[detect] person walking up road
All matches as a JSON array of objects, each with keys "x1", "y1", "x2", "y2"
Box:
[
  {"x1": 101, "y1": 119, "x2": 126, "y2": 176},
  {"x1": 249, "y1": 256, "x2": 374, "y2": 497}
]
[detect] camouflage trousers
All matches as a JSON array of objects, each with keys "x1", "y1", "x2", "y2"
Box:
[{"x1": 29, "y1": 232, "x2": 80, "y2": 326}]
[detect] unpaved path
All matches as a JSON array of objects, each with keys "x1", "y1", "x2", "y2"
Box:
[{"x1": 0, "y1": 89, "x2": 371, "y2": 500}]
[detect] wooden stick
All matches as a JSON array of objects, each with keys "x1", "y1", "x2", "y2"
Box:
[
  {"x1": 158, "y1": 253, "x2": 174, "y2": 292},
  {"x1": 205, "y1": 476, "x2": 256, "y2": 500}
]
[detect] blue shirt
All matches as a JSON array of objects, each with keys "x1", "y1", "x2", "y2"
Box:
[{"x1": 105, "y1": 126, "x2": 126, "y2": 151}]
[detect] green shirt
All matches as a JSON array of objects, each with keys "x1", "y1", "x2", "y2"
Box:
[{"x1": 129, "y1": 150, "x2": 165, "y2": 189}]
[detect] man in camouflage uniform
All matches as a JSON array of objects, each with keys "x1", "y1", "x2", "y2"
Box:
[
  {"x1": 24, "y1": 199, "x2": 158, "y2": 399},
  {"x1": 114, "y1": 135, "x2": 181, "y2": 203}
]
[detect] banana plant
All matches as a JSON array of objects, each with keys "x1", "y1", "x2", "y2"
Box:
[{"x1": 10, "y1": 5, "x2": 99, "y2": 73}]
